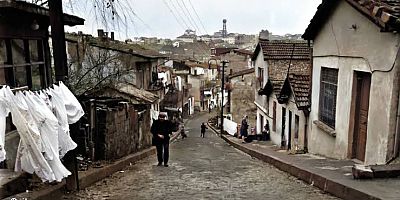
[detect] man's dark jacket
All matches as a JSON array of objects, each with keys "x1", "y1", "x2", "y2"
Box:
[{"x1": 151, "y1": 119, "x2": 173, "y2": 144}]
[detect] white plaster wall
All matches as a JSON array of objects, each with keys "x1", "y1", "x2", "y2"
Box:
[
  {"x1": 309, "y1": 1, "x2": 400, "y2": 164},
  {"x1": 284, "y1": 96, "x2": 307, "y2": 151}
]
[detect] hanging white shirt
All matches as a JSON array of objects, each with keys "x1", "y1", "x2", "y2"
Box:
[
  {"x1": 1, "y1": 86, "x2": 55, "y2": 182},
  {"x1": 57, "y1": 82, "x2": 84, "y2": 124},
  {"x1": 0, "y1": 88, "x2": 10, "y2": 162},
  {"x1": 49, "y1": 86, "x2": 77, "y2": 158}
]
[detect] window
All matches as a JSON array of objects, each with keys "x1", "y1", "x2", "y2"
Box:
[
  {"x1": 257, "y1": 67, "x2": 264, "y2": 87},
  {"x1": 273, "y1": 101, "x2": 276, "y2": 131},
  {"x1": 0, "y1": 39, "x2": 48, "y2": 135},
  {"x1": 0, "y1": 39, "x2": 46, "y2": 90},
  {"x1": 319, "y1": 67, "x2": 338, "y2": 128}
]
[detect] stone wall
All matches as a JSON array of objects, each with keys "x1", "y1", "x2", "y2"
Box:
[
  {"x1": 95, "y1": 103, "x2": 151, "y2": 160},
  {"x1": 230, "y1": 73, "x2": 257, "y2": 132}
]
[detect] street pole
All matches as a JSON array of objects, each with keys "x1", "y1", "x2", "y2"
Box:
[
  {"x1": 49, "y1": 0, "x2": 79, "y2": 191},
  {"x1": 220, "y1": 61, "x2": 227, "y2": 137}
]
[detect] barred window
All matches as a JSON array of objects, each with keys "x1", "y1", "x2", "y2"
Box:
[{"x1": 319, "y1": 67, "x2": 338, "y2": 128}]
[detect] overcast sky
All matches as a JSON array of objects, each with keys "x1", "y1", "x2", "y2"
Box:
[{"x1": 65, "y1": 0, "x2": 322, "y2": 40}]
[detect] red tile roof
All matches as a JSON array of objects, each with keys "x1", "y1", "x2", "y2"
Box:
[
  {"x1": 303, "y1": 0, "x2": 400, "y2": 40},
  {"x1": 252, "y1": 40, "x2": 311, "y2": 61}
]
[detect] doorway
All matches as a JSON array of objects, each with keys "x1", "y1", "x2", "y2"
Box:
[
  {"x1": 351, "y1": 72, "x2": 371, "y2": 161},
  {"x1": 281, "y1": 107, "x2": 286, "y2": 147},
  {"x1": 288, "y1": 111, "x2": 292, "y2": 150}
]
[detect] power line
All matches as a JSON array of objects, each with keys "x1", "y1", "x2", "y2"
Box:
[
  {"x1": 187, "y1": 0, "x2": 208, "y2": 35},
  {"x1": 162, "y1": 0, "x2": 186, "y2": 30},
  {"x1": 169, "y1": 0, "x2": 191, "y2": 29},
  {"x1": 180, "y1": 0, "x2": 202, "y2": 34},
  {"x1": 167, "y1": 0, "x2": 208, "y2": 55},
  {"x1": 174, "y1": 0, "x2": 197, "y2": 31}
]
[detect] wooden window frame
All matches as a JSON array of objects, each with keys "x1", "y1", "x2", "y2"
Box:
[
  {"x1": 319, "y1": 67, "x2": 338, "y2": 128},
  {"x1": 0, "y1": 38, "x2": 47, "y2": 89}
]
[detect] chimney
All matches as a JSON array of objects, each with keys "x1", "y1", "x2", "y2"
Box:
[
  {"x1": 97, "y1": 29, "x2": 104, "y2": 39},
  {"x1": 111, "y1": 32, "x2": 114, "y2": 41},
  {"x1": 259, "y1": 29, "x2": 270, "y2": 40}
]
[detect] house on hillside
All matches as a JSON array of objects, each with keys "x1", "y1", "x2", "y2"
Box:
[
  {"x1": 302, "y1": 0, "x2": 400, "y2": 165},
  {"x1": 186, "y1": 62, "x2": 219, "y2": 112},
  {"x1": 164, "y1": 60, "x2": 194, "y2": 117},
  {"x1": 253, "y1": 39, "x2": 311, "y2": 151},
  {"x1": 65, "y1": 31, "x2": 167, "y2": 112},
  {"x1": 0, "y1": 1, "x2": 84, "y2": 171}
]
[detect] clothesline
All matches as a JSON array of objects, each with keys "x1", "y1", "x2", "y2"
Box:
[{"x1": 0, "y1": 81, "x2": 84, "y2": 182}]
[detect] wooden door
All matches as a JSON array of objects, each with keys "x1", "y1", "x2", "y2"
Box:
[{"x1": 353, "y1": 72, "x2": 371, "y2": 161}]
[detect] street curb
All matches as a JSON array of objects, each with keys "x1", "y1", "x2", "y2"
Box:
[
  {"x1": 3, "y1": 129, "x2": 184, "y2": 200},
  {"x1": 4, "y1": 147, "x2": 156, "y2": 200},
  {"x1": 207, "y1": 124, "x2": 380, "y2": 200}
]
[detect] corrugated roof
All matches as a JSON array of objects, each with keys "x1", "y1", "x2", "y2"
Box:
[
  {"x1": 303, "y1": 0, "x2": 400, "y2": 40},
  {"x1": 117, "y1": 84, "x2": 159, "y2": 103},
  {"x1": 88, "y1": 84, "x2": 159, "y2": 104}
]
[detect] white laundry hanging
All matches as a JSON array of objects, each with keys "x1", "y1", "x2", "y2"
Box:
[
  {"x1": 58, "y1": 82, "x2": 84, "y2": 124},
  {"x1": 1, "y1": 86, "x2": 55, "y2": 182},
  {"x1": 23, "y1": 91, "x2": 71, "y2": 182},
  {"x1": 49, "y1": 85, "x2": 77, "y2": 158},
  {"x1": 0, "y1": 88, "x2": 9, "y2": 162},
  {"x1": 0, "y1": 82, "x2": 84, "y2": 182}
]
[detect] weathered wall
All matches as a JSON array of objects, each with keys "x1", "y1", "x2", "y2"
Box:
[
  {"x1": 231, "y1": 73, "x2": 256, "y2": 130},
  {"x1": 309, "y1": 1, "x2": 400, "y2": 164},
  {"x1": 95, "y1": 104, "x2": 151, "y2": 160},
  {"x1": 2, "y1": 131, "x2": 19, "y2": 169}
]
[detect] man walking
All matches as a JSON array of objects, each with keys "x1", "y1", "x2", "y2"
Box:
[
  {"x1": 151, "y1": 112, "x2": 173, "y2": 167},
  {"x1": 201, "y1": 122, "x2": 208, "y2": 138}
]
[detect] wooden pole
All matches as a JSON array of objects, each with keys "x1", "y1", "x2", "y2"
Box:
[{"x1": 49, "y1": 0, "x2": 78, "y2": 191}]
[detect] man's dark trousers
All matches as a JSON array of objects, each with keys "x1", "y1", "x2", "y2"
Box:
[{"x1": 156, "y1": 140, "x2": 169, "y2": 165}]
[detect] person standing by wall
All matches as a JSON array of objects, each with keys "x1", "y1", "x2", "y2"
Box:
[
  {"x1": 200, "y1": 122, "x2": 208, "y2": 138},
  {"x1": 151, "y1": 112, "x2": 173, "y2": 167},
  {"x1": 240, "y1": 115, "x2": 249, "y2": 143}
]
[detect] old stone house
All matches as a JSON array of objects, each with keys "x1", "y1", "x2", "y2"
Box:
[
  {"x1": 253, "y1": 39, "x2": 311, "y2": 150},
  {"x1": 303, "y1": 0, "x2": 400, "y2": 165},
  {"x1": 227, "y1": 68, "x2": 256, "y2": 129},
  {"x1": 186, "y1": 61, "x2": 219, "y2": 111},
  {"x1": 164, "y1": 60, "x2": 195, "y2": 117},
  {"x1": 83, "y1": 84, "x2": 158, "y2": 161},
  {"x1": 0, "y1": 1, "x2": 83, "y2": 169},
  {"x1": 65, "y1": 32, "x2": 167, "y2": 112}
]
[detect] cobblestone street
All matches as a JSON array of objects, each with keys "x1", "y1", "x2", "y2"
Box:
[{"x1": 63, "y1": 114, "x2": 338, "y2": 200}]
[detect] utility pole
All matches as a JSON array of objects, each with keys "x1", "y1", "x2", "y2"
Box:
[
  {"x1": 49, "y1": 0, "x2": 78, "y2": 191},
  {"x1": 49, "y1": 0, "x2": 68, "y2": 82},
  {"x1": 182, "y1": 85, "x2": 185, "y2": 117},
  {"x1": 220, "y1": 60, "x2": 228, "y2": 137}
]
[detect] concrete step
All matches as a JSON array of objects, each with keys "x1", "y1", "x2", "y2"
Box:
[{"x1": 0, "y1": 169, "x2": 28, "y2": 199}]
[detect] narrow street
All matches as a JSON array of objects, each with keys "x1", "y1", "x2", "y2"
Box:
[{"x1": 63, "y1": 113, "x2": 338, "y2": 200}]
